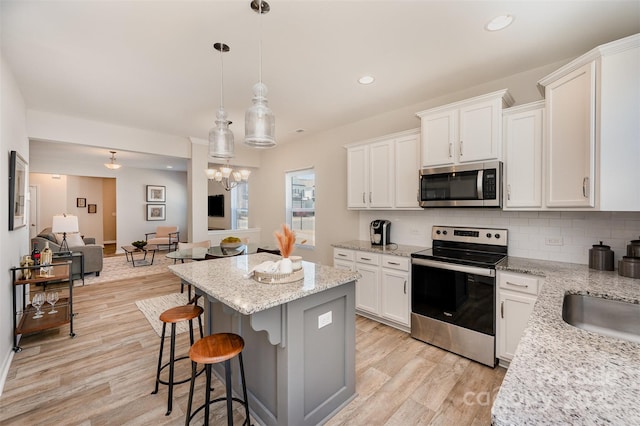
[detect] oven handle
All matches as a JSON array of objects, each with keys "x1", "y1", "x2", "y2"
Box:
[{"x1": 412, "y1": 258, "x2": 495, "y2": 277}]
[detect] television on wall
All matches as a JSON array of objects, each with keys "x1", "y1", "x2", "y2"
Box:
[{"x1": 208, "y1": 194, "x2": 224, "y2": 217}]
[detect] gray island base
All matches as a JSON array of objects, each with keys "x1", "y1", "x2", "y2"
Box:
[{"x1": 169, "y1": 253, "x2": 360, "y2": 426}]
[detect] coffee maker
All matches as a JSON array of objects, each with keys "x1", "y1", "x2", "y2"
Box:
[{"x1": 370, "y1": 220, "x2": 391, "y2": 246}]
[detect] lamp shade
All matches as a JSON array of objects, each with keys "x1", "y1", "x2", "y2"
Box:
[{"x1": 52, "y1": 214, "x2": 79, "y2": 234}]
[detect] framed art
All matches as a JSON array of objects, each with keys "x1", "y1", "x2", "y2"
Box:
[
  {"x1": 146, "y1": 204, "x2": 166, "y2": 221},
  {"x1": 146, "y1": 185, "x2": 166, "y2": 202},
  {"x1": 77, "y1": 197, "x2": 87, "y2": 208},
  {"x1": 9, "y1": 150, "x2": 28, "y2": 230},
  {"x1": 88, "y1": 204, "x2": 97, "y2": 214}
]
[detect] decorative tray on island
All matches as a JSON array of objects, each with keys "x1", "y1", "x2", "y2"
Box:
[{"x1": 253, "y1": 267, "x2": 304, "y2": 284}]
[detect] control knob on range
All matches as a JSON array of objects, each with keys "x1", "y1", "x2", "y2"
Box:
[
  {"x1": 436, "y1": 230, "x2": 441, "y2": 235},
  {"x1": 443, "y1": 230, "x2": 448, "y2": 235},
  {"x1": 495, "y1": 234, "x2": 501, "y2": 239},
  {"x1": 486, "y1": 233, "x2": 492, "y2": 238}
]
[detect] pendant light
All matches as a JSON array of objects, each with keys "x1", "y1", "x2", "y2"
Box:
[
  {"x1": 104, "y1": 151, "x2": 121, "y2": 170},
  {"x1": 209, "y1": 42, "x2": 234, "y2": 159},
  {"x1": 244, "y1": 0, "x2": 276, "y2": 148}
]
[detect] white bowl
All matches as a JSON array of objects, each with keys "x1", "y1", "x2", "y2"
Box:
[{"x1": 220, "y1": 241, "x2": 243, "y2": 250}]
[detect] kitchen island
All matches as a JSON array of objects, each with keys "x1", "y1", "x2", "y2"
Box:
[
  {"x1": 168, "y1": 253, "x2": 360, "y2": 426},
  {"x1": 492, "y1": 257, "x2": 640, "y2": 425}
]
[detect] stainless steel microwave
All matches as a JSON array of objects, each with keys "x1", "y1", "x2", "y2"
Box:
[{"x1": 419, "y1": 161, "x2": 502, "y2": 208}]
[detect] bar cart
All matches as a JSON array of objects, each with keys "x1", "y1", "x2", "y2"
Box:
[{"x1": 10, "y1": 261, "x2": 75, "y2": 352}]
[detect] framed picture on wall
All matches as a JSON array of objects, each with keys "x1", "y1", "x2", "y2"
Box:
[
  {"x1": 88, "y1": 204, "x2": 97, "y2": 214},
  {"x1": 8, "y1": 150, "x2": 28, "y2": 230},
  {"x1": 146, "y1": 204, "x2": 166, "y2": 221},
  {"x1": 77, "y1": 197, "x2": 87, "y2": 208},
  {"x1": 146, "y1": 185, "x2": 166, "y2": 202}
]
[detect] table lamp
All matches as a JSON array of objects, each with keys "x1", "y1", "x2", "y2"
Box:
[{"x1": 52, "y1": 214, "x2": 79, "y2": 254}]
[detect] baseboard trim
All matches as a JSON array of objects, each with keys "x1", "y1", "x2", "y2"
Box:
[{"x1": 0, "y1": 347, "x2": 16, "y2": 397}]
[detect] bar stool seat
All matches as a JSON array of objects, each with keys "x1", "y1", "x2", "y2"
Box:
[
  {"x1": 152, "y1": 304, "x2": 204, "y2": 415},
  {"x1": 186, "y1": 333, "x2": 251, "y2": 426}
]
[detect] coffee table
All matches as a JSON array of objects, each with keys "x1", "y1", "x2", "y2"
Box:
[{"x1": 121, "y1": 244, "x2": 158, "y2": 267}]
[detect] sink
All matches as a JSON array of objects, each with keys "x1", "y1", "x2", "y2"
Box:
[{"x1": 562, "y1": 294, "x2": 640, "y2": 344}]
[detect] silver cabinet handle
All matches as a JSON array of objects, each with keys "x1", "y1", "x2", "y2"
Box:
[
  {"x1": 362, "y1": 192, "x2": 365, "y2": 203},
  {"x1": 506, "y1": 281, "x2": 529, "y2": 288},
  {"x1": 501, "y1": 301, "x2": 504, "y2": 319},
  {"x1": 582, "y1": 177, "x2": 589, "y2": 198},
  {"x1": 460, "y1": 140, "x2": 463, "y2": 157},
  {"x1": 403, "y1": 280, "x2": 407, "y2": 295},
  {"x1": 507, "y1": 184, "x2": 511, "y2": 201},
  {"x1": 360, "y1": 257, "x2": 372, "y2": 261},
  {"x1": 369, "y1": 192, "x2": 372, "y2": 203},
  {"x1": 387, "y1": 261, "x2": 400, "y2": 266},
  {"x1": 448, "y1": 142, "x2": 453, "y2": 158},
  {"x1": 338, "y1": 253, "x2": 347, "y2": 257}
]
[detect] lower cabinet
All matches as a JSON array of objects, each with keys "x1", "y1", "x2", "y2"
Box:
[
  {"x1": 333, "y1": 248, "x2": 410, "y2": 331},
  {"x1": 496, "y1": 271, "x2": 542, "y2": 366}
]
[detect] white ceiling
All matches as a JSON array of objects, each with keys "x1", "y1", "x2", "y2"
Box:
[{"x1": 2, "y1": 1, "x2": 639, "y2": 171}]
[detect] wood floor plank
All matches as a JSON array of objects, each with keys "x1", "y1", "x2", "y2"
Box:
[{"x1": 0, "y1": 270, "x2": 506, "y2": 425}]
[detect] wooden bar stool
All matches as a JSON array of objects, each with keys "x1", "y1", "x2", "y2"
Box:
[
  {"x1": 185, "y1": 333, "x2": 251, "y2": 426},
  {"x1": 151, "y1": 304, "x2": 204, "y2": 415}
]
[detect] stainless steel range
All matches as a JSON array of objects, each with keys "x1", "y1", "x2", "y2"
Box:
[{"x1": 410, "y1": 225, "x2": 508, "y2": 367}]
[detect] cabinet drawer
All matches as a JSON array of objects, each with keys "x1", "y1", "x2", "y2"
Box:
[
  {"x1": 333, "y1": 248, "x2": 354, "y2": 261},
  {"x1": 381, "y1": 255, "x2": 409, "y2": 271},
  {"x1": 499, "y1": 272, "x2": 540, "y2": 296},
  {"x1": 356, "y1": 252, "x2": 380, "y2": 265}
]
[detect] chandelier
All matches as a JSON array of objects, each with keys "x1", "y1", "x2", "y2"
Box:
[
  {"x1": 206, "y1": 162, "x2": 251, "y2": 191},
  {"x1": 244, "y1": 0, "x2": 276, "y2": 148},
  {"x1": 104, "y1": 151, "x2": 121, "y2": 170}
]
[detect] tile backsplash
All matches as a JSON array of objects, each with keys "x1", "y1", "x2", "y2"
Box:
[{"x1": 359, "y1": 210, "x2": 640, "y2": 266}]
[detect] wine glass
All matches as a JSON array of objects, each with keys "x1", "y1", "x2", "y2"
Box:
[
  {"x1": 32, "y1": 292, "x2": 45, "y2": 319},
  {"x1": 46, "y1": 291, "x2": 59, "y2": 314}
]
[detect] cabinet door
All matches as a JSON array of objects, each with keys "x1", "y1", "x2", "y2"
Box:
[
  {"x1": 347, "y1": 145, "x2": 368, "y2": 208},
  {"x1": 369, "y1": 140, "x2": 394, "y2": 208},
  {"x1": 503, "y1": 106, "x2": 543, "y2": 208},
  {"x1": 355, "y1": 263, "x2": 380, "y2": 315},
  {"x1": 545, "y1": 62, "x2": 596, "y2": 207},
  {"x1": 394, "y1": 134, "x2": 421, "y2": 208},
  {"x1": 421, "y1": 109, "x2": 457, "y2": 167},
  {"x1": 459, "y1": 98, "x2": 502, "y2": 163},
  {"x1": 497, "y1": 291, "x2": 536, "y2": 361},
  {"x1": 381, "y1": 269, "x2": 409, "y2": 326},
  {"x1": 334, "y1": 259, "x2": 355, "y2": 271}
]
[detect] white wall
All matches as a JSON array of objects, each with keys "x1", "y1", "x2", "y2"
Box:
[
  {"x1": 359, "y1": 210, "x2": 640, "y2": 266},
  {"x1": 0, "y1": 54, "x2": 30, "y2": 395}
]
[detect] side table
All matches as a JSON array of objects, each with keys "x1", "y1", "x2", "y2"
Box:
[{"x1": 53, "y1": 251, "x2": 85, "y2": 285}]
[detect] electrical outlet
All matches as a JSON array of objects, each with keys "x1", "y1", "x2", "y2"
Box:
[
  {"x1": 318, "y1": 311, "x2": 332, "y2": 329},
  {"x1": 545, "y1": 237, "x2": 564, "y2": 246}
]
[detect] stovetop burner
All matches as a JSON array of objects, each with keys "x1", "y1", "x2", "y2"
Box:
[{"x1": 411, "y1": 225, "x2": 508, "y2": 268}]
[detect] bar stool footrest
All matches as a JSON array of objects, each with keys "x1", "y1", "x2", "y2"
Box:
[
  {"x1": 187, "y1": 397, "x2": 250, "y2": 425},
  {"x1": 156, "y1": 356, "x2": 204, "y2": 386}
]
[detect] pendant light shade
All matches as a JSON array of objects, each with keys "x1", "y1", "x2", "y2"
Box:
[
  {"x1": 245, "y1": 82, "x2": 275, "y2": 147},
  {"x1": 245, "y1": 0, "x2": 276, "y2": 148},
  {"x1": 209, "y1": 42, "x2": 235, "y2": 159},
  {"x1": 104, "y1": 151, "x2": 121, "y2": 170}
]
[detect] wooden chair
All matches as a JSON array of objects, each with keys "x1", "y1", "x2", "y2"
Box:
[{"x1": 145, "y1": 226, "x2": 179, "y2": 251}]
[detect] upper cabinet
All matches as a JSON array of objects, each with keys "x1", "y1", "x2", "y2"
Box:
[
  {"x1": 346, "y1": 129, "x2": 421, "y2": 210},
  {"x1": 538, "y1": 33, "x2": 640, "y2": 211},
  {"x1": 502, "y1": 101, "x2": 544, "y2": 209},
  {"x1": 416, "y1": 89, "x2": 514, "y2": 167}
]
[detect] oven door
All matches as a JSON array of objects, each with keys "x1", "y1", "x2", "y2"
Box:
[{"x1": 411, "y1": 258, "x2": 495, "y2": 336}]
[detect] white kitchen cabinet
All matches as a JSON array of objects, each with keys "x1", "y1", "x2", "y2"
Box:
[
  {"x1": 346, "y1": 129, "x2": 420, "y2": 210},
  {"x1": 543, "y1": 62, "x2": 596, "y2": 208},
  {"x1": 417, "y1": 89, "x2": 513, "y2": 167},
  {"x1": 537, "y1": 33, "x2": 640, "y2": 211},
  {"x1": 502, "y1": 101, "x2": 544, "y2": 209},
  {"x1": 496, "y1": 271, "x2": 542, "y2": 366},
  {"x1": 333, "y1": 248, "x2": 411, "y2": 331},
  {"x1": 380, "y1": 255, "x2": 410, "y2": 327}
]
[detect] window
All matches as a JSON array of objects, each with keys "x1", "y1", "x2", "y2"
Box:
[
  {"x1": 231, "y1": 183, "x2": 249, "y2": 230},
  {"x1": 286, "y1": 168, "x2": 315, "y2": 247}
]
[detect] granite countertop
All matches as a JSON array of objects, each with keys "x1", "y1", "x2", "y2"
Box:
[
  {"x1": 492, "y1": 257, "x2": 640, "y2": 425},
  {"x1": 168, "y1": 252, "x2": 361, "y2": 315},
  {"x1": 331, "y1": 240, "x2": 427, "y2": 257}
]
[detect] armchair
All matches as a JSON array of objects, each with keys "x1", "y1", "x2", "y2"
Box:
[{"x1": 145, "y1": 226, "x2": 180, "y2": 251}]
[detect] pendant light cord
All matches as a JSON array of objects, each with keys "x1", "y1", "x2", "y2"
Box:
[
  {"x1": 259, "y1": 1, "x2": 263, "y2": 85},
  {"x1": 220, "y1": 47, "x2": 225, "y2": 107}
]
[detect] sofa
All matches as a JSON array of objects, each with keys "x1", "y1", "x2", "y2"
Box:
[{"x1": 31, "y1": 227, "x2": 103, "y2": 277}]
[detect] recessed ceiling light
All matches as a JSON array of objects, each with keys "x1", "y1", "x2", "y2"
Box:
[
  {"x1": 295, "y1": 129, "x2": 305, "y2": 133},
  {"x1": 485, "y1": 14, "x2": 514, "y2": 31},
  {"x1": 358, "y1": 75, "x2": 375, "y2": 85}
]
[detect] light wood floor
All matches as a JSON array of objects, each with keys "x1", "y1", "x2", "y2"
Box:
[{"x1": 0, "y1": 271, "x2": 506, "y2": 425}]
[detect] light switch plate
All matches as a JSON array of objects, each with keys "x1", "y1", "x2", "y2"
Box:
[{"x1": 318, "y1": 311, "x2": 332, "y2": 329}]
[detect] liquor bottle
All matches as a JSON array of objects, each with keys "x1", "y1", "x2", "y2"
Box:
[
  {"x1": 31, "y1": 243, "x2": 41, "y2": 266},
  {"x1": 40, "y1": 241, "x2": 53, "y2": 277}
]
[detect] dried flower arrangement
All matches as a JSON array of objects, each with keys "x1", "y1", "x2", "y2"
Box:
[{"x1": 274, "y1": 224, "x2": 296, "y2": 258}]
